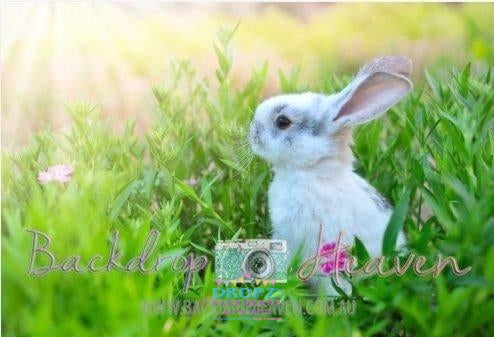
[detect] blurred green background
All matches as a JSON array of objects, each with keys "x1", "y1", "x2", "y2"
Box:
[
  {"x1": 2, "y1": 2, "x2": 494, "y2": 337},
  {"x1": 1, "y1": 2, "x2": 493, "y2": 148}
]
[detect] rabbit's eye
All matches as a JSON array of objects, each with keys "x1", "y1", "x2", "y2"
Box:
[{"x1": 275, "y1": 115, "x2": 292, "y2": 129}]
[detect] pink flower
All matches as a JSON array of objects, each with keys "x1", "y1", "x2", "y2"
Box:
[
  {"x1": 38, "y1": 164, "x2": 74, "y2": 184},
  {"x1": 319, "y1": 241, "x2": 349, "y2": 275},
  {"x1": 185, "y1": 177, "x2": 198, "y2": 186}
]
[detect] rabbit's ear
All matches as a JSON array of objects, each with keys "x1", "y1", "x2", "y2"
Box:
[
  {"x1": 357, "y1": 55, "x2": 412, "y2": 78},
  {"x1": 332, "y1": 56, "x2": 413, "y2": 127}
]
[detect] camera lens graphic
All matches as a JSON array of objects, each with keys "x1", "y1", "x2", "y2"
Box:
[{"x1": 243, "y1": 249, "x2": 275, "y2": 279}]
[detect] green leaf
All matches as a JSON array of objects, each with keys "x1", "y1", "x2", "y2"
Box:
[
  {"x1": 189, "y1": 242, "x2": 214, "y2": 257},
  {"x1": 213, "y1": 43, "x2": 231, "y2": 77},
  {"x1": 330, "y1": 277, "x2": 351, "y2": 298},
  {"x1": 219, "y1": 158, "x2": 243, "y2": 172},
  {"x1": 354, "y1": 236, "x2": 370, "y2": 267},
  {"x1": 459, "y1": 62, "x2": 471, "y2": 96},
  {"x1": 230, "y1": 227, "x2": 243, "y2": 240},
  {"x1": 175, "y1": 179, "x2": 200, "y2": 202},
  {"x1": 382, "y1": 189, "x2": 411, "y2": 255},
  {"x1": 425, "y1": 70, "x2": 441, "y2": 99},
  {"x1": 110, "y1": 180, "x2": 140, "y2": 220}
]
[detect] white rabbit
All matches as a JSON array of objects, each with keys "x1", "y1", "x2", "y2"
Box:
[{"x1": 249, "y1": 56, "x2": 412, "y2": 295}]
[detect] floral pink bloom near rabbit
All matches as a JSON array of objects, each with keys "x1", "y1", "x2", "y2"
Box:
[
  {"x1": 38, "y1": 164, "x2": 74, "y2": 184},
  {"x1": 319, "y1": 242, "x2": 349, "y2": 275}
]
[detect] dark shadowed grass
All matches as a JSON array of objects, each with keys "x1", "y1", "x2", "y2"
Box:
[{"x1": 2, "y1": 35, "x2": 494, "y2": 336}]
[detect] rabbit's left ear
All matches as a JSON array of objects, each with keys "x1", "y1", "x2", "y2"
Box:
[{"x1": 332, "y1": 56, "x2": 413, "y2": 127}]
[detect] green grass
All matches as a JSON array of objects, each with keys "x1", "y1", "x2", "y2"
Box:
[{"x1": 2, "y1": 34, "x2": 494, "y2": 337}]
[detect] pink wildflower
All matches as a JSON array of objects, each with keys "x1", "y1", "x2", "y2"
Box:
[
  {"x1": 185, "y1": 177, "x2": 198, "y2": 186},
  {"x1": 38, "y1": 164, "x2": 74, "y2": 184},
  {"x1": 319, "y1": 241, "x2": 349, "y2": 275}
]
